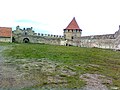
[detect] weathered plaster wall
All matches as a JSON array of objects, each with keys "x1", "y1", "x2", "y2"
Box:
[
  {"x1": 65, "y1": 27, "x2": 120, "y2": 49},
  {"x1": 0, "y1": 37, "x2": 12, "y2": 42},
  {"x1": 80, "y1": 32, "x2": 119, "y2": 49}
]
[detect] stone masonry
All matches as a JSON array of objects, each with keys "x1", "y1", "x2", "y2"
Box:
[{"x1": 12, "y1": 18, "x2": 120, "y2": 50}]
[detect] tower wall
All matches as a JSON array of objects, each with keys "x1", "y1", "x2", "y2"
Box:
[
  {"x1": 63, "y1": 17, "x2": 82, "y2": 46},
  {"x1": 64, "y1": 29, "x2": 82, "y2": 40}
]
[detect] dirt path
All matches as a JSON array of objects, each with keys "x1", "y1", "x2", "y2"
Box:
[
  {"x1": 0, "y1": 46, "x2": 6, "y2": 62},
  {"x1": 0, "y1": 46, "x2": 46, "y2": 89},
  {"x1": 0, "y1": 46, "x2": 22, "y2": 90}
]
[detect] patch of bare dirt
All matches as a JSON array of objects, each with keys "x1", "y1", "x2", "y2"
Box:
[
  {"x1": 80, "y1": 73, "x2": 112, "y2": 90},
  {"x1": 0, "y1": 46, "x2": 30, "y2": 89}
]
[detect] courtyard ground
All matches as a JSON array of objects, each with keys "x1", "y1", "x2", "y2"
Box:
[{"x1": 0, "y1": 43, "x2": 120, "y2": 90}]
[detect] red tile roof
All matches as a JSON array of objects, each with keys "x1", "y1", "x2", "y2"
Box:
[
  {"x1": 65, "y1": 17, "x2": 81, "y2": 30},
  {"x1": 0, "y1": 27, "x2": 12, "y2": 37}
]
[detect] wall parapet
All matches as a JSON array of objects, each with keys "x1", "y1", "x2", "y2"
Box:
[
  {"x1": 81, "y1": 34, "x2": 115, "y2": 39},
  {"x1": 37, "y1": 33, "x2": 64, "y2": 38}
]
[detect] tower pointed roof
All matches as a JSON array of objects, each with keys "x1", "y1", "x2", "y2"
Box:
[{"x1": 65, "y1": 17, "x2": 81, "y2": 30}]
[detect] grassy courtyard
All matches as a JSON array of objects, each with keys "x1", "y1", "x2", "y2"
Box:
[{"x1": 2, "y1": 43, "x2": 120, "y2": 89}]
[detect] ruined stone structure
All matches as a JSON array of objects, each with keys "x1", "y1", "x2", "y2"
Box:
[
  {"x1": 13, "y1": 26, "x2": 65, "y2": 45},
  {"x1": 12, "y1": 17, "x2": 120, "y2": 49}
]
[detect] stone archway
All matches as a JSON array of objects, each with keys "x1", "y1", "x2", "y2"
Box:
[{"x1": 23, "y1": 38, "x2": 30, "y2": 43}]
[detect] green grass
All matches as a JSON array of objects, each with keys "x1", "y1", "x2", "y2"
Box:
[
  {"x1": 4, "y1": 43, "x2": 120, "y2": 65},
  {"x1": 3, "y1": 43, "x2": 120, "y2": 89},
  {"x1": 0, "y1": 42, "x2": 13, "y2": 46}
]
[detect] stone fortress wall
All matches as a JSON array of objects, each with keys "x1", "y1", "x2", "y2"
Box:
[
  {"x1": 81, "y1": 34, "x2": 115, "y2": 49},
  {"x1": 80, "y1": 26, "x2": 120, "y2": 49},
  {"x1": 13, "y1": 26, "x2": 66, "y2": 46},
  {"x1": 13, "y1": 25, "x2": 120, "y2": 50}
]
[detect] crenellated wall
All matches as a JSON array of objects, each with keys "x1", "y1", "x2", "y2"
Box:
[
  {"x1": 80, "y1": 26, "x2": 120, "y2": 49},
  {"x1": 13, "y1": 26, "x2": 65, "y2": 45},
  {"x1": 13, "y1": 25, "x2": 120, "y2": 50}
]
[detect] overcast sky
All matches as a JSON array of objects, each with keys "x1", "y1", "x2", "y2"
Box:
[{"x1": 0, "y1": 0, "x2": 120, "y2": 36}]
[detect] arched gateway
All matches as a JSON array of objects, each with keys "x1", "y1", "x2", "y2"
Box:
[{"x1": 23, "y1": 38, "x2": 30, "y2": 43}]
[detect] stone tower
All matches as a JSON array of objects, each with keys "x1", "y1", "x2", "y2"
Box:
[{"x1": 64, "y1": 17, "x2": 82, "y2": 40}]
